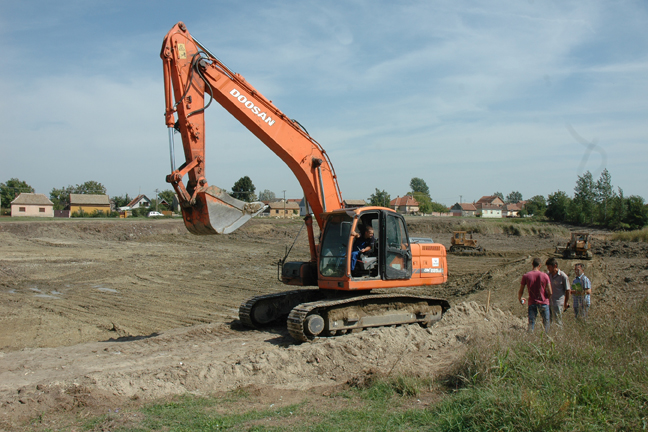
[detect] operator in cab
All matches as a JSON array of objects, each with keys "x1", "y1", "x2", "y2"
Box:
[{"x1": 351, "y1": 226, "x2": 376, "y2": 271}]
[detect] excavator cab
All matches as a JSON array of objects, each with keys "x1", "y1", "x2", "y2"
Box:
[{"x1": 317, "y1": 208, "x2": 412, "y2": 284}]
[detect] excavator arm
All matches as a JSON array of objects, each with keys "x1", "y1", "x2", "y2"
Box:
[{"x1": 161, "y1": 22, "x2": 344, "y2": 234}]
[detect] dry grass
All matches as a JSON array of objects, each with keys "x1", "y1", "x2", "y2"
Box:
[{"x1": 611, "y1": 227, "x2": 648, "y2": 242}]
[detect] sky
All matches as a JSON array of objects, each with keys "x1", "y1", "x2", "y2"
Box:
[{"x1": 1, "y1": 0, "x2": 647, "y2": 206}]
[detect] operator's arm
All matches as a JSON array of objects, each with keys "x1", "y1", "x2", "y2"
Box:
[
  {"x1": 585, "y1": 276, "x2": 592, "y2": 295},
  {"x1": 563, "y1": 272, "x2": 571, "y2": 306}
]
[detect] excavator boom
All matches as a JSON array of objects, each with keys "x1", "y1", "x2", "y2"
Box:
[{"x1": 161, "y1": 22, "x2": 343, "y2": 233}]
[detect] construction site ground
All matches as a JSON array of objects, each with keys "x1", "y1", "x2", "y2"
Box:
[{"x1": 1, "y1": 217, "x2": 647, "y2": 429}]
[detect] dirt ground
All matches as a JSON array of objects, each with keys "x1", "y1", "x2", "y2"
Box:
[{"x1": 0, "y1": 217, "x2": 646, "y2": 429}]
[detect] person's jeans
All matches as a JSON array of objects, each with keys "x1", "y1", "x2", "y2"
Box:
[{"x1": 528, "y1": 304, "x2": 550, "y2": 333}]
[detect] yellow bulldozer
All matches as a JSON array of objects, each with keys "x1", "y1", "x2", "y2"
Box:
[
  {"x1": 449, "y1": 231, "x2": 485, "y2": 253},
  {"x1": 555, "y1": 232, "x2": 593, "y2": 260}
]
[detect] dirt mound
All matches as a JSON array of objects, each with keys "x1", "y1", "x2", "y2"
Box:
[
  {"x1": 592, "y1": 238, "x2": 648, "y2": 259},
  {"x1": 405, "y1": 217, "x2": 569, "y2": 237},
  {"x1": 0, "y1": 302, "x2": 523, "y2": 426},
  {"x1": 0, "y1": 219, "x2": 186, "y2": 242}
]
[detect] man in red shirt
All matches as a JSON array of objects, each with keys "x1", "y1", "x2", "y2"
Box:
[{"x1": 518, "y1": 257, "x2": 553, "y2": 333}]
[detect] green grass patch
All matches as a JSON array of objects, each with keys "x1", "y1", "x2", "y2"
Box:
[{"x1": 610, "y1": 227, "x2": 648, "y2": 242}]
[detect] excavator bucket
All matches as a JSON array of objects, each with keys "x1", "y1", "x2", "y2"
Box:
[{"x1": 181, "y1": 185, "x2": 267, "y2": 235}]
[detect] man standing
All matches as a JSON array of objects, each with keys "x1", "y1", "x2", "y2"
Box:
[
  {"x1": 572, "y1": 263, "x2": 592, "y2": 319},
  {"x1": 519, "y1": 257, "x2": 553, "y2": 333},
  {"x1": 546, "y1": 258, "x2": 571, "y2": 328}
]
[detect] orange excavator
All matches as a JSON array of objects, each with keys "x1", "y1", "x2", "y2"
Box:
[{"x1": 161, "y1": 22, "x2": 450, "y2": 341}]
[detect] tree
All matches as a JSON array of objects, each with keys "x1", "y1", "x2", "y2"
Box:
[
  {"x1": 409, "y1": 178, "x2": 430, "y2": 196},
  {"x1": 50, "y1": 181, "x2": 108, "y2": 210},
  {"x1": 409, "y1": 192, "x2": 431, "y2": 213},
  {"x1": 524, "y1": 195, "x2": 547, "y2": 217},
  {"x1": 75, "y1": 180, "x2": 106, "y2": 195},
  {"x1": 50, "y1": 187, "x2": 73, "y2": 210},
  {"x1": 624, "y1": 195, "x2": 648, "y2": 230},
  {"x1": 369, "y1": 189, "x2": 390, "y2": 207},
  {"x1": 231, "y1": 176, "x2": 256, "y2": 202},
  {"x1": 429, "y1": 202, "x2": 449, "y2": 213},
  {"x1": 1, "y1": 178, "x2": 35, "y2": 208},
  {"x1": 505, "y1": 191, "x2": 522, "y2": 204},
  {"x1": 545, "y1": 190, "x2": 571, "y2": 222},
  {"x1": 258, "y1": 189, "x2": 276, "y2": 202},
  {"x1": 609, "y1": 188, "x2": 627, "y2": 230},
  {"x1": 493, "y1": 192, "x2": 504, "y2": 201},
  {"x1": 158, "y1": 189, "x2": 176, "y2": 204},
  {"x1": 568, "y1": 171, "x2": 595, "y2": 225},
  {"x1": 111, "y1": 194, "x2": 132, "y2": 209},
  {"x1": 595, "y1": 168, "x2": 615, "y2": 225}
]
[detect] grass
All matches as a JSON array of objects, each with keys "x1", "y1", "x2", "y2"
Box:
[
  {"x1": 433, "y1": 298, "x2": 648, "y2": 431},
  {"x1": 28, "y1": 299, "x2": 648, "y2": 431},
  {"x1": 610, "y1": 227, "x2": 648, "y2": 242}
]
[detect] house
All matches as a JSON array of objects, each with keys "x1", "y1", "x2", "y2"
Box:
[
  {"x1": 476, "y1": 195, "x2": 505, "y2": 207},
  {"x1": 344, "y1": 199, "x2": 367, "y2": 209},
  {"x1": 450, "y1": 202, "x2": 477, "y2": 217},
  {"x1": 69, "y1": 194, "x2": 111, "y2": 215},
  {"x1": 476, "y1": 203, "x2": 502, "y2": 218},
  {"x1": 10, "y1": 193, "x2": 54, "y2": 217},
  {"x1": 268, "y1": 201, "x2": 300, "y2": 218},
  {"x1": 390, "y1": 196, "x2": 419, "y2": 214},
  {"x1": 503, "y1": 202, "x2": 523, "y2": 217},
  {"x1": 124, "y1": 194, "x2": 151, "y2": 210}
]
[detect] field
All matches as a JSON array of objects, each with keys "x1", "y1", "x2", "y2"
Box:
[{"x1": 0, "y1": 217, "x2": 647, "y2": 430}]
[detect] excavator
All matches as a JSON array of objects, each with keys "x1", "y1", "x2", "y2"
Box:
[{"x1": 161, "y1": 22, "x2": 450, "y2": 341}]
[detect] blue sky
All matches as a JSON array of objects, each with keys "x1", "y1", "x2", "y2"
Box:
[{"x1": 1, "y1": 1, "x2": 646, "y2": 205}]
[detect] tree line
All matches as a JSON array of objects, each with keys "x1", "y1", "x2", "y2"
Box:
[
  {"x1": 4, "y1": 171, "x2": 645, "y2": 229},
  {"x1": 537, "y1": 169, "x2": 647, "y2": 230}
]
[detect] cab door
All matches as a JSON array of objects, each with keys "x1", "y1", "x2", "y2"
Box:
[{"x1": 381, "y1": 212, "x2": 412, "y2": 280}]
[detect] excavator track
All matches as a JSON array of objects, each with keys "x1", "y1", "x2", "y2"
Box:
[
  {"x1": 239, "y1": 289, "x2": 327, "y2": 328},
  {"x1": 286, "y1": 294, "x2": 450, "y2": 342}
]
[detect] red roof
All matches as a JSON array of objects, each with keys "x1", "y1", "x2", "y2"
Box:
[
  {"x1": 390, "y1": 196, "x2": 419, "y2": 206},
  {"x1": 504, "y1": 203, "x2": 522, "y2": 211},
  {"x1": 476, "y1": 195, "x2": 504, "y2": 205},
  {"x1": 126, "y1": 194, "x2": 149, "y2": 208},
  {"x1": 459, "y1": 203, "x2": 476, "y2": 211}
]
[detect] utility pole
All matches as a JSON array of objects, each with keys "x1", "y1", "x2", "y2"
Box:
[
  {"x1": 155, "y1": 189, "x2": 159, "y2": 211},
  {"x1": 283, "y1": 190, "x2": 286, "y2": 218},
  {"x1": 460, "y1": 195, "x2": 462, "y2": 204}
]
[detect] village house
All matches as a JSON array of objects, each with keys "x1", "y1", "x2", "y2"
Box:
[
  {"x1": 503, "y1": 202, "x2": 523, "y2": 217},
  {"x1": 450, "y1": 202, "x2": 477, "y2": 217},
  {"x1": 10, "y1": 193, "x2": 54, "y2": 217},
  {"x1": 69, "y1": 194, "x2": 111, "y2": 215},
  {"x1": 390, "y1": 196, "x2": 419, "y2": 214},
  {"x1": 476, "y1": 203, "x2": 502, "y2": 218},
  {"x1": 268, "y1": 201, "x2": 300, "y2": 218},
  {"x1": 123, "y1": 194, "x2": 151, "y2": 211},
  {"x1": 476, "y1": 195, "x2": 505, "y2": 207}
]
